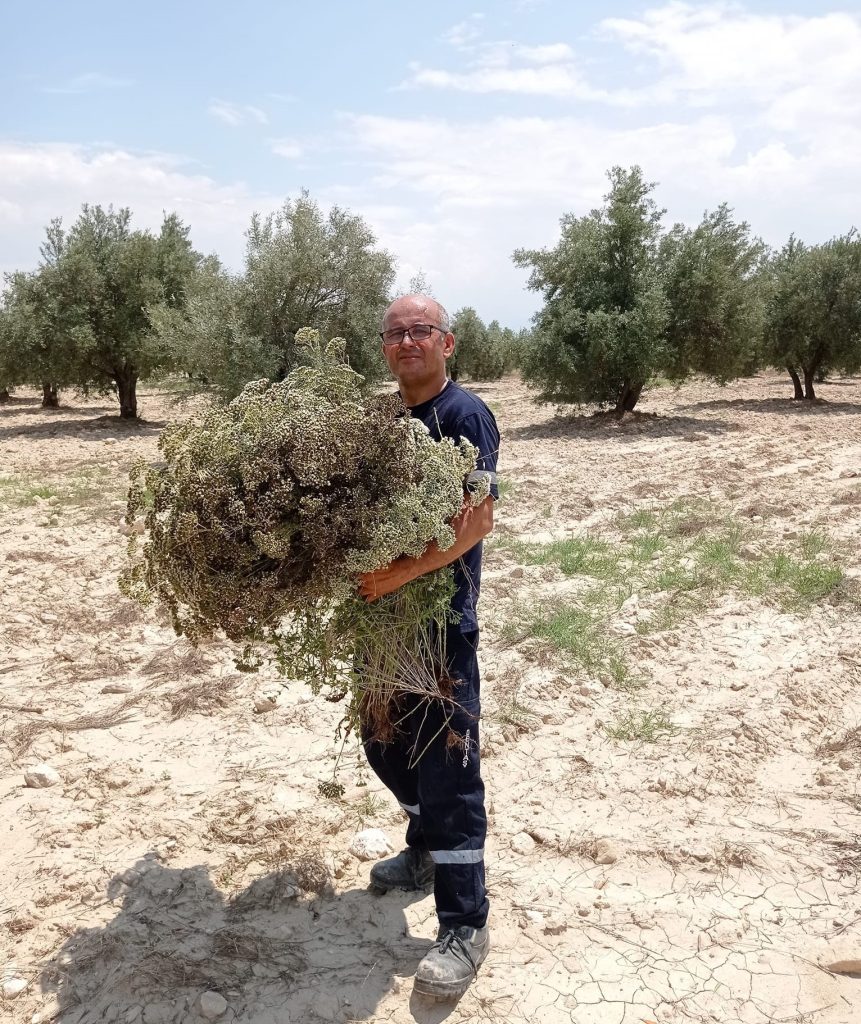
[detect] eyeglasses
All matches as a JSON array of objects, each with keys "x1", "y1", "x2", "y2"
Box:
[{"x1": 379, "y1": 323, "x2": 446, "y2": 346}]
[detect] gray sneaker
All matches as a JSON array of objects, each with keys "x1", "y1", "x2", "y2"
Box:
[
  {"x1": 413, "y1": 924, "x2": 490, "y2": 999},
  {"x1": 369, "y1": 847, "x2": 435, "y2": 893}
]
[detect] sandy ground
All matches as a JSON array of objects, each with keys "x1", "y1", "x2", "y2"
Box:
[{"x1": 1, "y1": 372, "x2": 860, "y2": 1024}]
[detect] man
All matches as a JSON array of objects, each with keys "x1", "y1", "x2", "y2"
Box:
[{"x1": 358, "y1": 293, "x2": 499, "y2": 1000}]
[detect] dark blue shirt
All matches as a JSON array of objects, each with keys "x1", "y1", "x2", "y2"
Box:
[{"x1": 407, "y1": 380, "x2": 500, "y2": 634}]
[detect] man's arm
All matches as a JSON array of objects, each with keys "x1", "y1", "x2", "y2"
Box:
[{"x1": 358, "y1": 495, "x2": 494, "y2": 602}]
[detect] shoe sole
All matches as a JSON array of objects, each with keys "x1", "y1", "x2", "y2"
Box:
[{"x1": 412, "y1": 940, "x2": 490, "y2": 1000}]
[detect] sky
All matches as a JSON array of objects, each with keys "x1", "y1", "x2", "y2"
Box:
[{"x1": 1, "y1": 0, "x2": 860, "y2": 327}]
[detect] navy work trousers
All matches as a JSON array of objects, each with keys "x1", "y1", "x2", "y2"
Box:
[{"x1": 361, "y1": 627, "x2": 489, "y2": 929}]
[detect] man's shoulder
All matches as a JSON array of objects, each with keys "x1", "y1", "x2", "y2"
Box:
[{"x1": 442, "y1": 382, "x2": 497, "y2": 424}]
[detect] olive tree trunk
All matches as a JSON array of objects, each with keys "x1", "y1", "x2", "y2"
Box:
[
  {"x1": 615, "y1": 380, "x2": 644, "y2": 414},
  {"x1": 41, "y1": 382, "x2": 59, "y2": 407},
  {"x1": 114, "y1": 370, "x2": 139, "y2": 419},
  {"x1": 787, "y1": 367, "x2": 804, "y2": 400},
  {"x1": 0, "y1": 388, "x2": 9, "y2": 404}
]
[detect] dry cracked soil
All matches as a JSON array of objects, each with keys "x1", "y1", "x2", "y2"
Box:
[{"x1": 1, "y1": 372, "x2": 860, "y2": 1024}]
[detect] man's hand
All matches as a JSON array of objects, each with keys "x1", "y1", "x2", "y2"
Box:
[
  {"x1": 358, "y1": 495, "x2": 494, "y2": 603},
  {"x1": 359, "y1": 557, "x2": 421, "y2": 602}
]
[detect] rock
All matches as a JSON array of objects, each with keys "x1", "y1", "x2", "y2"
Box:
[
  {"x1": 611, "y1": 621, "x2": 637, "y2": 636},
  {"x1": 510, "y1": 832, "x2": 536, "y2": 856},
  {"x1": 838, "y1": 756, "x2": 853, "y2": 771},
  {"x1": 40, "y1": 612, "x2": 58, "y2": 624},
  {"x1": 24, "y1": 763, "x2": 61, "y2": 789},
  {"x1": 253, "y1": 696, "x2": 278, "y2": 714},
  {"x1": 198, "y1": 992, "x2": 228, "y2": 1019},
  {"x1": 1, "y1": 978, "x2": 27, "y2": 1000},
  {"x1": 101, "y1": 683, "x2": 133, "y2": 694},
  {"x1": 349, "y1": 829, "x2": 393, "y2": 861},
  {"x1": 619, "y1": 594, "x2": 639, "y2": 617},
  {"x1": 729, "y1": 680, "x2": 747, "y2": 691},
  {"x1": 520, "y1": 909, "x2": 545, "y2": 928},
  {"x1": 739, "y1": 543, "x2": 760, "y2": 561},
  {"x1": 594, "y1": 838, "x2": 619, "y2": 865},
  {"x1": 509, "y1": 567, "x2": 524, "y2": 579}
]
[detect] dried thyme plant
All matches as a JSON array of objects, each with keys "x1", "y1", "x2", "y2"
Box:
[{"x1": 120, "y1": 329, "x2": 487, "y2": 735}]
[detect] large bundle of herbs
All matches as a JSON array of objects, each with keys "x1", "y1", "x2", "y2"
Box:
[{"x1": 121, "y1": 330, "x2": 486, "y2": 733}]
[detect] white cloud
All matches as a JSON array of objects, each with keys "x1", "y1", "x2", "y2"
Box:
[
  {"x1": 0, "y1": 143, "x2": 284, "y2": 277},
  {"x1": 208, "y1": 100, "x2": 269, "y2": 127},
  {"x1": 443, "y1": 15, "x2": 485, "y2": 49},
  {"x1": 270, "y1": 139, "x2": 305, "y2": 160},
  {"x1": 599, "y1": 4, "x2": 861, "y2": 132},
  {"x1": 412, "y1": 18, "x2": 584, "y2": 97},
  {"x1": 411, "y1": 63, "x2": 593, "y2": 98},
  {"x1": 517, "y1": 43, "x2": 575, "y2": 64},
  {"x1": 43, "y1": 72, "x2": 132, "y2": 95}
]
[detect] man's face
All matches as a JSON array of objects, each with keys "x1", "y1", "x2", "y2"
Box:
[{"x1": 381, "y1": 296, "x2": 454, "y2": 387}]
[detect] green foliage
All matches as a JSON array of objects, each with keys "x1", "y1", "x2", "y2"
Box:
[
  {"x1": 604, "y1": 708, "x2": 677, "y2": 742},
  {"x1": 514, "y1": 166, "x2": 669, "y2": 413},
  {"x1": 506, "y1": 535, "x2": 623, "y2": 581},
  {"x1": 661, "y1": 204, "x2": 766, "y2": 383},
  {"x1": 150, "y1": 191, "x2": 395, "y2": 400},
  {"x1": 514, "y1": 167, "x2": 784, "y2": 412},
  {"x1": 121, "y1": 330, "x2": 485, "y2": 734},
  {"x1": 0, "y1": 205, "x2": 198, "y2": 417},
  {"x1": 449, "y1": 308, "x2": 525, "y2": 381},
  {"x1": 762, "y1": 232, "x2": 861, "y2": 398}
]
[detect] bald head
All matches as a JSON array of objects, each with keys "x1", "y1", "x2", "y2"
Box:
[{"x1": 383, "y1": 294, "x2": 450, "y2": 334}]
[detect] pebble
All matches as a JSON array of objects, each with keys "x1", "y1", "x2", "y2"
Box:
[
  {"x1": 543, "y1": 916, "x2": 568, "y2": 936},
  {"x1": 1, "y1": 978, "x2": 27, "y2": 1000},
  {"x1": 40, "y1": 612, "x2": 58, "y2": 624},
  {"x1": 510, "y1": 832, "x2": 536, "y2": 855},
  {"x1": 521, "y1": 909, "x2": 545, "y2": 928},
  {"x1": 198, "y1": 992, "x2": 228, "y2": 1019},
  {"x1": 24, "y1": 763, "x2": 61, "y2": 789},
  {"x1": 349, "y1": 829, "x2": 393, "y2": 861},
  {"x1": 594, "y1": 838, "x2": 620, "y2": 865},
  {"x1": 101, "y1": 683, "x2": 134, "y2": 694},
  {"x1": 509, "y1": 567, "x2": 524, "y2": 579},
  {"x1": 619, "y1": 594, "x2": 639, "y2": 616},
  {"x1": 838, "y1": 756, "x2": 853, "y2": 771}
]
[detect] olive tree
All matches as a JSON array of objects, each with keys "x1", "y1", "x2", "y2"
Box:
[
  {"x1": 151, "y1": 191, "x2": 395, "y2": 399},
  {"x1": 513, "y1": 166, "x2": 669, "y2": 413},
  {"x1": 763, "y1": 233, "x2": 861, "y2": 399},
  {"x1": 1, "y1": 206, "x2": 198, "y2": 417},
  {"x1": 661, "y1": 204, "x2": 766, "y2": 384}
]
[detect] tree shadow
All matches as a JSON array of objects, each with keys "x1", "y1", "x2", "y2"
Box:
[
  {"x1": 39, "y1": 852, "x2": 454, "y2": 1024},
  {"x1": 680, "y1": 396, "x2": 861, "y2": 416},
  {"x1": 0, "y1": 406, "x2": 165, "y2": 441},
  {"x1": 506, "y1": 410, "x2": 736, "y2": 443}
]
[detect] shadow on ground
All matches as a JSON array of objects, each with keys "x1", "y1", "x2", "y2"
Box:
[
  {"x1": 0, "y1": 400, "x2": 165, "y2": 441},
  {"x1": 506, "y1": 410, "x2": 736, "y2": 443},
  {"x1": 680, "y1": 397, "x2": 861, "y2": 416},
  {"x1": 40, "y1": 853, "x2": 456, "y2": 1024}
]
